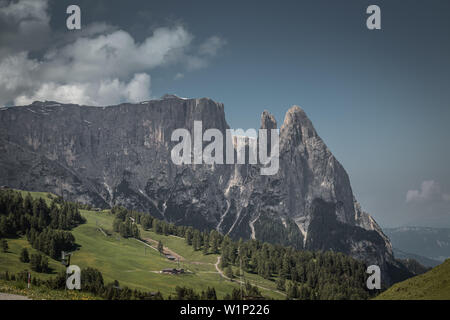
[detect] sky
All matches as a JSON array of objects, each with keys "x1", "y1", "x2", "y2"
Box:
[{"x1": 1, "y1": 0, "x2": 449, "y2": 228}]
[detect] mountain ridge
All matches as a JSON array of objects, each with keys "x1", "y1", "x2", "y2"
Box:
[
  {"x1": 0, "y1": 96, "x2": 399, "y2": 283},
  {"x1": 384, "y1": 226, "x2": 450, "y2": 263}
]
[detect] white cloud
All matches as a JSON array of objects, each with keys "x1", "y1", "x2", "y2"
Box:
[
  {"x1": 0, "y1": 52, "x2": 38, "y2": 91},
  {"x1": 174, "y1": 73, "x2": 184, "y2": 80},
  {"x1": 1, "y1": 0, "x2": 48, "y2": 21},
  {"x1": 0, "y1": 0, "x2": 50, "y2": 59},
  {"x1": 406, "y1": 180, "x2": 449, "y2": 203},
  {"x1": 0, "y1": 0, "x2": 226, "y2": 106},
  {"x1": 124, "y1": 73, "x2": 151, "y2": 102},
  {"x1": 198, "y1": 36, "x2": 227, "y2": 57},
  {"x1": 42, "y1": 27, "x2": 192, "y2": 83},
  {"x1": 15, "y1": 73, "x2": 151, "y2": 106},
  {"x1": 185, "y1": 36, "x2": 227, "y2": 70},
  {"x1": 405, "y1": 180, "x2": 450, "y2": 226}
]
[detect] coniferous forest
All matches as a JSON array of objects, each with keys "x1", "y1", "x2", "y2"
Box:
[
  {"x1": 110, "y1": 205, "x2": 372, "y2": 300},
  {"x1": 0, "y1": 190, "x2": 83, "y2": 261},
  {"x1": 0, "y1": 189, "x2": 373, "y2": 300}
]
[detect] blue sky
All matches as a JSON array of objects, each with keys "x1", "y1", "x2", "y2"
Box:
[{"x1": 1, "y1": 0, "x2": 449, "y2": 227}]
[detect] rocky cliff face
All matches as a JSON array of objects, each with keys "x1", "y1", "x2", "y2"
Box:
[{"x1": 0, "y1": 95, "x2": 398, "y2": 282}]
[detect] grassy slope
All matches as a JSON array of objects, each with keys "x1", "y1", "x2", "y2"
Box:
[
  {"x1": 0, "y1": 190, "x2": 284, "y2": 299},
  {"x1": 0, "y1": 280, "x2": 100, "y2": 300},
  {"x1": 0, "y1": 237, "x2": 65, "y2": 279},
  {"x1": 72, "y1": 210, "x2": 283, "y2": 298},
  {"x1": 15, "y1": 190, "x2": 57, "y2": 206},
  {"x1": 376, "y1": 259, "x2": 450, "y2": 300}
]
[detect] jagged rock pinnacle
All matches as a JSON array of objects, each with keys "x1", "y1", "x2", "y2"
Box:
[{"x1": 260, "y1": 110, "x2": 277, "y2": 129}]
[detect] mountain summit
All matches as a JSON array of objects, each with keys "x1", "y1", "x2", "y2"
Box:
[{"x1": 0, "y1": 97, "x2": 400, "y2": 283}]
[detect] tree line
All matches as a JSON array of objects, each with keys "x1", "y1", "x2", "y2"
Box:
[
  {"x1": 0, "y1": 267, "x2": 227, "y2": 300},
  {"x1": 111, "y1": 206, "x2": 140, "y2": 238},
  {"x1": 0, "y1": 189, "x2": 372, "y2": 300},
  {"x1": 0, "y1": 268, "x2": 164, "y2": 300},
  {"x1": 0, "y1": 189, "x2": 84, "y2": 271},
  {"x1": 110, "y1": 205, "x2": 372, "y2": 300}
]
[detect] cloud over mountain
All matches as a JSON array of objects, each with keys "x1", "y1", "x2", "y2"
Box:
[
  {"x1": 406, "y1": 180, "x2": 450, "y2": 203},
  {"x1": 0, "y1": 0, "x2": 226, "y2": 106},
  {"x1": 405, "y1": 180, "x2": 450, "y2": 227}
]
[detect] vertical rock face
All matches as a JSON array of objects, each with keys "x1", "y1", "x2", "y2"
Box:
[
  {"x1": 222, "y1": 106, "x2": 394, "y2": 279},
  {"x1": 0, "y1": 96, "x2": 396, "y2": 282}
]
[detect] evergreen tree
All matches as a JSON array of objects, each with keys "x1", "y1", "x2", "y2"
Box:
[
  {"x1": 1, "y1": 239, "x2": 8, "y2": 252},
  {"x1": 209, "y1": 231, "x2": 219, "y2": 253},
  {"x1": 202, "y1": 235, "x2": 209, "y2": 255},
  {"x1": 81, "y1": 267, "x2": 104, "y2": 294},
  {"x1": 276, "y1": 277, "x2": 286, "y2": 291},
  {"x1": 157, "y1": 240, "x2": 164, "y2": 256},
  {"x1": 201, "y1": 287, "x2": 217, "y2": 300},
  {"x1": 289, "y1": 282, "x2": 299, "y2": 299},
  {"x1": 185, "y1": 227, "x2": 193, "y2": 245},
  {"x1": 193, "y1": 231, "x2": 201, "y2": 251},
  {"x1": 225, "y1": 265, "x2": 234, "y2": 279},
  {"x1": 30, "y1": 253, "x2": 49, "y2": 273},
  {"x1": 19, "y1": 248, "x2": 30, "y2": 263}
]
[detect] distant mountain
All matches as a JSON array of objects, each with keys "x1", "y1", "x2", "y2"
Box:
[
  {"x1": 376, "y1": 259, "x2": 450, "y2": 300},
  {"x1": 384, "y1": 227, "x2": 450, "y2": 263},
  {"x1": 0, "y1": 97, "x2": 405, "y2": 284},
  {"x1": 393, "y1": 248, "x2": 441, "y2": 268},
  {"x1": 396, "y1": 258, "x2": 430, "y2": 275}
]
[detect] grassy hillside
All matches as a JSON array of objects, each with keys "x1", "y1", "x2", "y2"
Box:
[
  {"x1": 376, "y1": 259, "x2": 450, "y2": 300},
  {"x1": 0, "y1": 190, "x2": 285, "y2": 299},
  {"x1": 0, "y1": 280, "x2": 99, "y2": 300},
  {"x1": 0, "y1": 237, "x2": 65, "y2": 279}
]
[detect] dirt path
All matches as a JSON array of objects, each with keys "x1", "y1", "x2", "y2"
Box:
[
  {"x1": 138, "y1": 238, "x2": 286, "y2": 298},
  {"x1": 214, "y1": 257, "x2": 286, "y2": 297},
  {"x1": 214, "y1": 256, "x2": 226, "y2": 278},
  {"x1": 97, "y1": 227, "x2": 108, "y2": 237},
  {"x1": 134, "y1": 238, "x2": 159, "y2": 253},
  {"x1": 142, "y1": 238, "x2": 185, "y2": 261},
  {"x1": 0, "y1": 293, "x2": 31, "y2": 300}
]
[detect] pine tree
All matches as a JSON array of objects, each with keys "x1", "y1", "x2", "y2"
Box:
[
  {"x1": 281, "y1": 253, "x2": 290, "y2": 279},
  {"x1": 209, "y1": 231, "x2": 218, "y2": 254},
  {"x1": 206, "y1": 287, "x2": 217, "y2": 300},
  {"x1": 290, "y1": 282, "x2": 299, "y2": 299},
  {"x1": 41, "y1": 256, "x2": 49, "y2": 273},
  {"x1": 19, "y1": 248, "x2": 30, "y2": 263},
  {"x1": 185, "y1": 227, "x2": 193, "y2": 245},
  {"x1": 152, "y1": 219, "x2": 161, "y2": 234},
  {"x1": 225, "y1": 265, "x2": 234, "y2": 279},
  {"x1": 276, "y1": 277, "x2": 286, "y2": 291},
  {"x1": 30, "y1": 253, "x2": 48, "y2": 273},
  {"x1": 157, "y1": 240, "x2": 164, "y2": 256},
  {"x1": 193, "y1": 231, "x2": 201, "y2": 251},
  {"x1": 202, "y1": 235, "x2": 209, "y2": 255},
  {"x1": 162, "y1": 223, "x2": 169, "y2": 236},
  {"x1": 263, "y1": 261, "x2": 271, "y2": 279},
  {"x1": 1, "y1": 239, "x2": 8, "y2": 252}
]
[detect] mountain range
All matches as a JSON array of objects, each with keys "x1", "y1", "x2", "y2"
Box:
[
  {"x1": 384, "y1": 227, "x2": 450, "y2": 266},
  {"x1": 0, "y1": 95, "x2": 407, "y2": 284}
]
